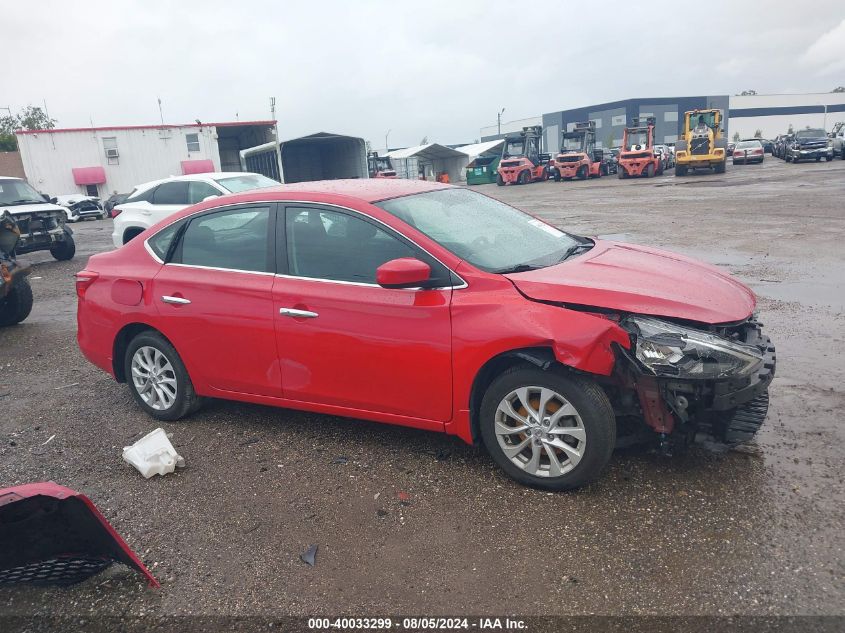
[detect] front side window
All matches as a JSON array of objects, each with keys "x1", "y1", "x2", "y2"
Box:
[
  {"x1": 177, "y1": 206, "x2": 270, "y2": 272},
  {"x1": 285, "y1": 207, "x2": 422, "y2": 284},
  {"x1": 188, "y1": 181, "x2": 222, "y2": 203},
  {"x1": 376, "y1": 189, "x2": 582, "y2": 273},
  {"x1": 152, "y1": 182, "x2": 190, "y2": 205},
  {"x1": 186, "y1": 133, "x2": 200, "y2": 152}
]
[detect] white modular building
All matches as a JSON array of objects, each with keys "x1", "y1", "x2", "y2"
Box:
[{"x1": 16, "y1": 120, "x2": 276, "y2": 198}]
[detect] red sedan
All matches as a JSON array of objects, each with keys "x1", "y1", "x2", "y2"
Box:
[{"x1": 77, "y1": 180, "x2": 775, "y2": 490}]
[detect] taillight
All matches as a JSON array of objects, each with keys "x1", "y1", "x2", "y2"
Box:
[
  {"x1": 111, "y1": 208, "x2": 123, "y2": 218},
  {"x1": 75, "y1": 270, "x2": 99, "y2": 299},
  {"x1": 754, "y1": 149, "x2": 763, "y2": 154}
]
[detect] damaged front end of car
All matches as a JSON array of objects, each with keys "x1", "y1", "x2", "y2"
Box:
[
  {"x1": 606, "y1": 314, "x2": 776, "y2": 453},
  {"x1": 12, "y1": 207, "x2": 73, "y2": 256}
]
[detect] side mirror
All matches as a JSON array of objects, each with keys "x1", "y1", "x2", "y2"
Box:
[
  {"x1": 50, "y1": 197, "x2": 58, "y2": 204},
  {"x1": 376, "y1": 258, "x2": 431, "y2": 289},
  {"x1": 42, "y1": 194, "x2": 50, "y2": 202}
]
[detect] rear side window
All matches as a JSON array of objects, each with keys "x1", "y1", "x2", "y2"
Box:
[
  {"x1": 147, "y1": 220, "x2": 184, "y2": 261},
  {"x1": 152, "y1": 182, "x2": 190, "y2": 205},
  {"x1": 176, "y1": 206, "x2": 271, "y2": 272},
  {"x1": 188, "y1": 181, "x2": 221, "y2": 204},
  {"x1": 127, "y1": 185, "x2": 156, "y2": 203}
]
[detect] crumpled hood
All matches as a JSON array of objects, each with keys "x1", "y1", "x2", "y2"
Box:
[
  {"x1": 506, "y1": 240, "x2": 756, "y2": 324},
  {"x1": 0, "y1": 202, "x2": 66, "y2": 217}
]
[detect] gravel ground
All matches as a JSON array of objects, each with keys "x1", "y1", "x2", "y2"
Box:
[{"x1": 0, "y1": 158, "x2": 843, "y2": 620}]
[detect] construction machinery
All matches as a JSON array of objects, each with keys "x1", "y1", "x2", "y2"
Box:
[
  {"x1": 674, "y1": 109, "x2": 727, "y2": 176},
  {"x1": 551, "y1": 121, "x2": 606, "y2": 181},
  {"x1": 367, "y1": 151, "x2": 397, "y2": 178},
  {"x1": 496, "y1": 126, "x2": 551, "y2": 185},
  {"x1": 617, "y1": 117, "x2": 663, "y2": 179}
]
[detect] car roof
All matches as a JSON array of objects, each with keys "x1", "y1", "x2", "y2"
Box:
[
  {"x1": 255, "y1": 178, "x2": 450, "y2": 203},
  {"x1": 131, "y1": 171, "x2": 265, "y2": 192}
]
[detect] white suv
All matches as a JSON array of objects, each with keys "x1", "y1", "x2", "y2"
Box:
[{"x1": 111, "y1": 172, "x2": 278, "y2": 248}]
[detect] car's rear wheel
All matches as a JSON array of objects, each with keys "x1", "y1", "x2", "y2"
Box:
[
  {"x1": 480, "y1": 366, "x2": 615, "y2": 491},
  {"x1": 50, "y1": 235, "x2": 75, "y2": 261},
  {"x1": 125, "y1": 331, "x2": 201, "y2": 421},
  {"x1": 0, "y1": 277, "x2": 34, "y2": 326}
]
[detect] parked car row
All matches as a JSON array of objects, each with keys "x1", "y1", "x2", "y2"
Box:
[{"x1": 772, "y1": 127, "x2": 837, "y2": 163}]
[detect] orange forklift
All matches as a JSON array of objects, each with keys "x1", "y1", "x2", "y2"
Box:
[
  {"x1": 617, "y1": 117, "x2": 663, "y2": 178},
  {"x1": 496, "y1": 125, "x2": 552, "y2": 185},
  {"x1": 367, "y1": 152, "x2": 397, "y2": 178},
  {"x1": 551, "y1": 121, "x2": 606, "y2": 181}
]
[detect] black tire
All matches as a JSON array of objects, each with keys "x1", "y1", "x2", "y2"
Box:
[
  {"x1": 617, "y1": 167, "x2": 626, "y2": 179},
  {"x1": 124, "y1": 331, "x2": 201, "y2": 421},
  {"x1": 675, "y1": 164, "x2": 687, "y2": 176},
  {"x1": 553, "y1": 171, "x2": 561, "y2": 182},
  {"x1": 50, "y1": 235, "x2": 76, "y2": 261},
  {"x1": 577, "y1": 165, "x2": 588, "y2": 180},
  {"x1": 825, "y1": 156, "x2": 832, "y2": 162},
  {"x1": 479, "y1": 365, "x2": 616, "y2": 491},
  {"x1": 714, "y1": 160, "x2": 726, "y2": 174},
  {"x1": 518, "y1": 170, "x2": 530, "y2": 185},
  {"x1": 646, "y1": 164, "x2": 655, "y2": 178},
  {"x1": 0, "y1": 277, "x2": 34, "y2": 326},
  {"x1": 496, "y1": 174, "x2": 505, "y2": 186}
]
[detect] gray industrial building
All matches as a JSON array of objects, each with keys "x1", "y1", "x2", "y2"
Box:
[{"x1": 482, "y1": 96, "x2": 730, "y2": 152}]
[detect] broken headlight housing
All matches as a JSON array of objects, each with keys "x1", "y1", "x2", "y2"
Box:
[{"x1": 624, "y1": 316, "x2": 763, "y2": 379}]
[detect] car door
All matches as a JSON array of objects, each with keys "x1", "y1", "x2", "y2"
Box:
[
  {"x1": 272, "y1": 204, "x2": 454, "y2": 423},
  {"x1": 151, "y1": 203, "x2": 281, "y2": 397}
]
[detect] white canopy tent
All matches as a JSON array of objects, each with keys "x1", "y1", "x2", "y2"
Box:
[{"x1": 386, "y1": 144, "x2": 467, "y2": 182}]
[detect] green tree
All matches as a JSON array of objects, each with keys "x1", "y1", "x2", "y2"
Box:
[
  {"x1": 753, "y1": 129, "x2": 763, "y2": 138},
  {"x1": 0, "y1": 105, "x2": 56, "y2": 151},
  {"x1": 732, "y1": 131, "x2": 741, "y2": 142},
  {"x1": 739, "y1": 89, "x2": 757, "y2": 96},
  {"x1": 832, "y1": 86, "x2": 845, "y2": 93},
  {"x1": 787, "y1": 124, "x2": 794, "y2": 134}
]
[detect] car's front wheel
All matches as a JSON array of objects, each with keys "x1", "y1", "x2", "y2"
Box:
[
  {"x1": 125, "y1": 331, "x2": 201, "y2": 421},
  {"x1": 50, "y1": 235, "x2": 76, "y2": 261},
  {"x1": 480, "y1": 366, "x2": 615, "y2": 491},
  {"x1": 0, "y1": 277, "x2": 34, "y2": 326}
]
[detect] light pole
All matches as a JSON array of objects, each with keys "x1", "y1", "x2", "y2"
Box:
[
  {"x1": 820, "y1": 103, "x2": 828, "y2": 131},
  {"x1": 497, "y1": 108, "x2": 505, "y2": 136},
  {"x1": 385, "y1": 129, "x2": 391, "y2": 153}
]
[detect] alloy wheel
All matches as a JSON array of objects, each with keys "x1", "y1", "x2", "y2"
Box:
[
  {"x1": 494, "y1": 386, "x2": 586, "y2": 478},
  {"x1": 131, "y1": 346, "x2": 178, "y2": 410}
]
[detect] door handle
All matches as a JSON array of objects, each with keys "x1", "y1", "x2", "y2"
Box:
[
  {"x1": 161, "y1": 295, "x2": 191, "y2": 305},
  {"x1": 279, "y1": 308, "x2": 318, "y2": 319}
]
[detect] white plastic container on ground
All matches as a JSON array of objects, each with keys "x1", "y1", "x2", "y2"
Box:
[{"x1": 123, "y1": 428, "x2": 185, "y2": 478}]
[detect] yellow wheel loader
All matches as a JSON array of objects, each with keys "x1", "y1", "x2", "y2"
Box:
[{"x1": 674, "y1": 109, "x2": 727, "y2": 176}]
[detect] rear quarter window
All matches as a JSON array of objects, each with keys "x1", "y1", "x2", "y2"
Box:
[{"x1": 147, "y1": 221, "x2": 184, "y2": 261}]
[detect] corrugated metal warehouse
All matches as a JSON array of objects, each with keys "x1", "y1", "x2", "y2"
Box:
[{"x1": 241, "y1": 132, "x2": 368, "y2": 183}]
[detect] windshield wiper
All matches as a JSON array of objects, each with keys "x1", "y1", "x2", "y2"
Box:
[
  {"x1": 558, "y1": 241, "x2": 594, "y2": 262},
  {"x1": 2, "y1": 199, "x2": 43, "y2": 206},
  {"x1": 493, "y1": 263, "x2": 542, "y2": 274}
]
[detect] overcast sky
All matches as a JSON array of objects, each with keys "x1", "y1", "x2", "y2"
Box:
[{"x1": 5, "y1": 1, "x2": 845, "y2": 148}]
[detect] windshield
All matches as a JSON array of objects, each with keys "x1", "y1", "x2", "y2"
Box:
[
  {"x1": 624, "y1": 130, "x2": 649, "y2": 150},
  {"x1": 376, "y1": 188, "x2": 583, "y2": 273},
  {"x1": 561, "y1": 135, "x2": 584, "y2": 152},
  {"x1": 502, "y1": 139, "x2": 525, "y2": 158},
  {"x1": 796, "y1": 128, "x2": 825, "y2": 138},
  {"x1": 690, "y1": 112, "x2": 716, "y2": 129},
  {"x1": 215, "y1": 174, "x2": 279, "y2": 193},
  {"x1": 736, "y1": 141, "x2": 761, "y2": 149},
  {"x1": 0, "y1": 179, "x2": 45, "y2": 206}
]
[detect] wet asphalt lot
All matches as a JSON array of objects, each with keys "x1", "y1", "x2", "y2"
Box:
[{"x1": 0, "y1": 157, "x2": 843, "y2": 619}]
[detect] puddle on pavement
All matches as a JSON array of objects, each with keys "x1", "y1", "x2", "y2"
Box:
[{"x1": 750, "y1": 279, "x2": 845, "y2": 311}]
